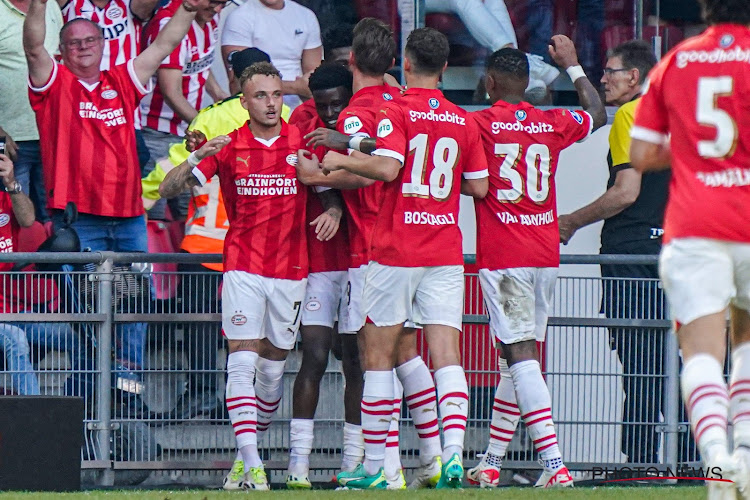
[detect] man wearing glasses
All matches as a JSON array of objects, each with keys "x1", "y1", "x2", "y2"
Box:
[
  {"x1": 23, "y1": 0, "x2": 203, "y2": 402},
  {"x1": 558, "y1": 40, "x2": 671, "y2": 465}
]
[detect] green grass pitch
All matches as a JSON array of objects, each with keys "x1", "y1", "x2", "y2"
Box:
[{"x1": 0, "y1": 487, "x2": 710, "y2": 500}]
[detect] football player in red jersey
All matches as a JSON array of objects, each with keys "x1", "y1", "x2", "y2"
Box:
[
  {"x1": 630, "y1": 1, "x2": 750, "y2": 497},
  {"x1": 284, "y1": 63, "x2": 362, "y2": 490},
  {"x1": 467, "y1": 38, "x2": 605, "y2": 489},
  {"x1": 296, "y1": 19, "x2": 445, "y2": 490},
  {"x1": 316, "y1": 28, "x2": 489, "y2": 489},
  {"x1": 160, "y1": 62, "x2": 340, "y2": 490}
]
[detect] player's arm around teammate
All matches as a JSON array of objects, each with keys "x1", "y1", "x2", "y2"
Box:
[{"x1": 159, "y1": 135, "x2": 231, "y2": 198}]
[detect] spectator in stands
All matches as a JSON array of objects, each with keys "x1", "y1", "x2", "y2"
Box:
[
  {"x1": 322, "y1": 23, "x2": 353, "y2": 67},
  {"x1": 57, "y1": 0, "x2": 160, "y2": 172},
  {"x1": 140, "y1": 0, "x2": 229, "y2": 220},
  {"x1": 558, "y1": 40, "x2": 669, "y2": 464},
  {"x1": 0, "y1": 0, "x2": 63, "y2": 223},
  {"x1": 140, "y1": 47, "x2": 283, "y2": 422},
  {"x1": 296, "y1": 0, "x2": 357, "y2": 37},
  {"x1": 526, "y1": 0, "x2": 605, "y2": 87},
  {"x1": 23, "y1": 0, "x2": 204, "y2": 389},
  {"x1": 399, "y1": 0, "x2": 559, "y2": 100},
  {"x1": 221, "y1": 0, "x2": 323, "y2": 108},
  {"x1": 0, "y1": 150, "x2": 39, "y2": 395}
]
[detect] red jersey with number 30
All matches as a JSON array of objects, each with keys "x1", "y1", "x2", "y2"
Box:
[
  {"x1": 472, "y1": 101, "x2": 593, "y2": 269},
  {"x1": 193, "y1": 121, "x2": 308, "y2": 280},
  {"x1": 372, "y1": 87, "x2": 489, "y2": 267},
  {"x1": 336, "y1": 85, "x2": 399, "y2": 268},
  {"x1": 632, "y1": 24, "x2": 750, "y2": 244}
]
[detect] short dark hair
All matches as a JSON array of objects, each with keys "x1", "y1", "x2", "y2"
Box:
[
  {"x1": 239, "y1": 62, "x2": 281, "y2": 89},
  {"x1": 323, "y1": 24, "x2": 354, "y2": 56},
  {"x1": 698, "y1": 0, "x2": 750, "y2": 25},
  {"x1": 485, "y1": 47, "x2": 529, "y2": 80},
  {"x1": 405, "y1": 27, "x2": 450, "y2": 76},
  {"x1": 351, "y1": 18, "x2": 395, "y2": 76},
  {"x1": 308, "y1": 63, "x2": 353, "y2": 93},
  {"x1": 60, "y1": 18, "x2": 102, "y2": 42},
  {"x1": 608, "y1": 40, "x2": 657, "y2": 84}
]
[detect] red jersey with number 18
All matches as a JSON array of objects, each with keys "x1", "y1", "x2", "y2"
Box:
[
  {"x1": 632, "y1": 24, "x2": 750, "y2": 244},
  {"x1": 472, "y1": 101, "x2": 593, "y2": 270},
  {"x1": 372, "y1": 87, "x2": 489, "y2": 267},
  {"x1": 193, "y1": 121, "x2": 308, "y2": 280}
]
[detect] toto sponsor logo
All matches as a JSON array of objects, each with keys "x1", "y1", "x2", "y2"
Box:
[{"x1": 231, "y1": 314, "x2": 247, "y2": 326}]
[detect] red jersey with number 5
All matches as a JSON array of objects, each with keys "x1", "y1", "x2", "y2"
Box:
[
  {"x1": 372, "y1": 87, "x2": 489, "y2": 267},
  {"x1": 632, "y1": 24, "x2": 750, "y2": 244},
  {"x1": 472, "y1": 101, "x2": 593, "y2": 270}
]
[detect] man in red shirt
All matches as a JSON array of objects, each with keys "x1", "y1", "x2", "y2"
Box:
[
  {"x1": 296, "y1": 19, "x2": 445, "y2": 490},
  {"x1": 317, "y1": 28, "x2": 489, "y2": 489},
  {"x1": 24, "y1": 0, "x2": 202, "y2": 387},
  {"x1": 139, "y1": 0, "x2": 228, "y2": 220},
  {"x1": 159, "y1": 62, "x2": 332, "y2": 490},
  {"x1": 630, "y1": 0, "x2": 750, "y2": 496},
  {"x1": 467, "y1": 40, "x2": 606, "y2": 488}
]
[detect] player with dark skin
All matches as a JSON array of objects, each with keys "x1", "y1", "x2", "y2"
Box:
[
  {"x1": 483, "y1": 35, "x2": 605, "y2": 368},
  {"x1": 291, "y1": 69, "x2": 361, "y2": 431}
]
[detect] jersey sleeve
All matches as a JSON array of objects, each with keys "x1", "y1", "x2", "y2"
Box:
[
  {"x1": 609, "y1": 104, "x2": 635, "y2": 167},
  {"x1": 372, "y1": 105, "x2": 406, "y2": 165},
  {"x1": 463, "y1": 115, "x2": 489, "y2": 178},
  {"x1": 303, "y1": 9, "x2": 322, "y2": 51},
  {"x1": 631, "y1": 60, "x2": 670, "y2": 144},
  {"x1": 193, "y1": 154, "x2": 219, "y2": 186},
  {"x1": 124, "y1": 59, "x2": 154, "y2": 103},
  {"x1": 552, "y1": 108, "x2": 594, "y2": 146},
  {"x1": 221, "y1": 6, "x2": 253, "y2": 47},
  {"x1": 27, "y1": 56, "x2": 60, "y2": 106}
]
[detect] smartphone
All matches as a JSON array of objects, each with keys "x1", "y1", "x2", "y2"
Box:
[{"x1": 0, "y1": 137, "x2": 5, "y2": 156}]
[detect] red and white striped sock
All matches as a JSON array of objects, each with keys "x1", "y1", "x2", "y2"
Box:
[
  {"x1": 435, "y1": 365, "x2": 469, "y2": 462},
  {"x1": 682, "y1": 353, "x2": 729, "y2": 461},
  {"x1": 254, "y1": 357, "x2": 285, "y2": 440},
  {"x1": 487, "y1": 357, "x2": 520, "y2": 458},
  {"x1": 731, "y1": 343, "x2": 750, "y2": 448},
  {"x1": 397, "y1": 355, "x2": 442, "y2": 465},
  {"x1": 384, "y1": 372, "x2": 403, "y2": 479},
  {"x1": 361, "y1": 370, "x2": 395, "y2": 475},
  {"x1": 226, "y1": 351, "x2": 262, "y2": 468},
  {"x1": 510, "y1": 360, "x2": 561, "y2": 465}
]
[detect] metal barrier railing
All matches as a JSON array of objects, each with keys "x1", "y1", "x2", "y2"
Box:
[{"x1": 0, "y1": 252, "x2": 696, "y2": 486}]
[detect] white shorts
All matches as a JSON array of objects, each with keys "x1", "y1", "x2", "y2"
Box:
[
  {"x1": 221, "y1": 271, "x2": 307, "y2": 350},
  {"x1": 343, "y1": 265, "x2": 367, "y2": 333},
  {"x1": 479, "y1": 267, "x2": 558, "y2": 345},
  {"x1": 660, "y1": 238, "x2": 750, "y2": 325},
  {"x1": 364, "y1": 262, "x2": 464, "y2": 331},
  {"x1": 301, "y1": 271, "x2": 348, "y2": 329}
]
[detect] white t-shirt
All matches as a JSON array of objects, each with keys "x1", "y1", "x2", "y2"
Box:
[{"x1": 222, "y1": 0, "x2": 321, "y2": 106}]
